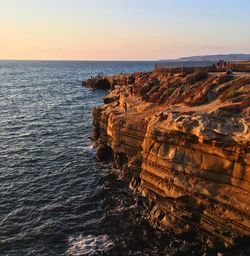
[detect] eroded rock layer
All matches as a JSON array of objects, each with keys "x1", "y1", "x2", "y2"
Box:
[{"x1": 87, "y1": 70, "x2": 250, "y2": 248}]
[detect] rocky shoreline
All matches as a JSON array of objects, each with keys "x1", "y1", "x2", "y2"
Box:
[{"x1": 84, "y1": 70, "x2": 250, "y2": 254}]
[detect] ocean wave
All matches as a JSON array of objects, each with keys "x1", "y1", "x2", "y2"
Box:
[
  {"x1": 66, "y1": 234, "x2": 114, "y2": 256},
  {"x1": 0, "y1": 60, "x2": 164, "y2": 256}
]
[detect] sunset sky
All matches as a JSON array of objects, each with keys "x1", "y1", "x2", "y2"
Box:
[{"x1": 1, "y1": 0, "x2": 250, "y2": 60}]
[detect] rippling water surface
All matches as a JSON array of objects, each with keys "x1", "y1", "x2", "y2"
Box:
[{"x1": 1, "y1": 60, "x2": 182, "y2": 256}]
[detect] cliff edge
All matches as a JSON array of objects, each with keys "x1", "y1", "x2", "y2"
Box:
[{"x1": 84, "y1": 70, "x2": 250, "y2": 251}]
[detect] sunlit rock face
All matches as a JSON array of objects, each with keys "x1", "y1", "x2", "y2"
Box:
[
  {"x1": 87, "y1": 70, "x2": 250, "y2": 248},
  {"x1": 139, "y1": 113, "x2": 250, "y2": 245}
]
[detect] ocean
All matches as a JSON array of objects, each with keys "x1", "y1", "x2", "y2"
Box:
[{"x1": 0, "y1": 60, "x2": 183, "y2": 256}]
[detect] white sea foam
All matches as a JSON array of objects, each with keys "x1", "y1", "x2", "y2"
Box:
[
  {"x1": 66, "y1": 234, "x2": 114, "y2": 256},
  {"x1": 83, "y1": 144, "x2": 95, "y2": 153}
]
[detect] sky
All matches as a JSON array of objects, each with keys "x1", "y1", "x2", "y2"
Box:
[{"x1": 0, "y1": 0, "x2": 250, "y2": 60}]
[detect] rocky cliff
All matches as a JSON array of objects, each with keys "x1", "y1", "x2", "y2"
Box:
[{"x1": 85, "y1": 70, "x2": 250, "y2": 251}]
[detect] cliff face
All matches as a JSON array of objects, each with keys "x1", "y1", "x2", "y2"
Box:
[{"x1": 87, "y1": 71, "x2": 250, "y2": 249}]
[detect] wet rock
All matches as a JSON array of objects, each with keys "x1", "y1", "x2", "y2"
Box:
[
  {"x1": 179, "y1": 242, "x2": 191, "y2": 254},
  {"x1": 83, "y1": 77, "x2": 111, "y2": 89},
  {"x1": 168, "y1": 247, "x2": 179, "y2": 256}
]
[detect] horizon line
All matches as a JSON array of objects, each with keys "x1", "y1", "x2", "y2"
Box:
[
  {"x1": 0, "y1": 58, "x2": 158, "y2": 62},
  {"x1": 1, "y1": 52, "x2": 249, "y2": 62}
]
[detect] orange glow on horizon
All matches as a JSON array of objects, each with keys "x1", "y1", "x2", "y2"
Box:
[{"x1": 1, "y1": 0, "x2": 250, "y2": 60}]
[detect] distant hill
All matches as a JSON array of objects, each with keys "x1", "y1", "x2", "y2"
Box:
[{"x1": 160, "y1": 54, "x2": 250, "y2": 62}]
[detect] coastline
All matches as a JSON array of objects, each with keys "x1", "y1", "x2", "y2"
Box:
[{"x1": 84, "y1": 68, "x2": 250, "y2": 254}]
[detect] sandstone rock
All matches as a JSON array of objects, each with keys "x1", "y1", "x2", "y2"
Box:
[
  {"x1": 103, "y1": 95, "x2": 119, "y2": 104},
  {"x1": 89, "y1": 70, "x2": 250, "y2": 250}
]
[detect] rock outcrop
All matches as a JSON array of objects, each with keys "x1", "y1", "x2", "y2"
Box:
[{"x1": 85, "y1": 71, "x2": 250, "y2": 251}]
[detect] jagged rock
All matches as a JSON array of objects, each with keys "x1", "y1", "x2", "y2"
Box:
[{"x1": 82, "y1": 77, "x2": 111, "y2": 89}]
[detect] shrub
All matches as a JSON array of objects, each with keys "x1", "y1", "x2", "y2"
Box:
[
  {"x1": 167, "y1": 87, "x2": 176, "y2": 96},
  {"x1": 226, "y1": 88, "x2": 239, "y2": 98}
]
